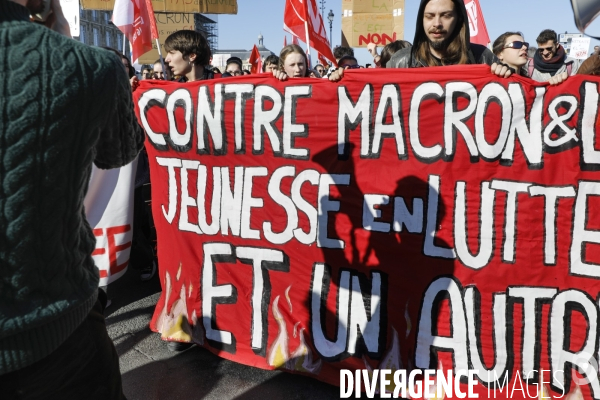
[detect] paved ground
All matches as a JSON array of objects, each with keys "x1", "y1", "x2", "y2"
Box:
[{"x1": 105, "y1": 266, "x2": 341, "y2": 400}]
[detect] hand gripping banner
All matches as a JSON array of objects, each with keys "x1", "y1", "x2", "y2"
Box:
[{"x1": 134, "y1": 67, "x2": 600, "y2": 399}]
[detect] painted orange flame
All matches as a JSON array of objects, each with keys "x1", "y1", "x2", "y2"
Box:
[
  {"x1": 155, "y1": 269, "x2": 195, "y2": 344},
  {"x1": 285, "y1": 285, "x2": 293, "y2": 313},
  {"x1": 266, "y1": 296, "x2": 289, "y2": 368},
  {"x1": 160, "y1": 284, "x2": 192, "y2": 342},
  {"x1": 564, "y1": 382, "x2": 584, "y2": 400},
  {"x1": 376, "y1": 327, "x2": 406, "y2": 396},
  {"x1": 154, "y1": 271, "x2": 172, "y2": 333},
  {"x1": 286, "y1": 328, "x2": 322, "y2": 374},
  {"x1": 266, "y1": 292, "x2": 322, "y2": 375}
]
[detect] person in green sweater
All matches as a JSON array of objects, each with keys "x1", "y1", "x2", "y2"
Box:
[{"x1": 0, "y1": 0, "x2": 144, "y2": 398}]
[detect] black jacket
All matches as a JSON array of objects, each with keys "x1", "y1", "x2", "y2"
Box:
[
  {"x1": 387, "y1": 0, "x2": 497, "y2": 68},
  {"x1": 388, "y1": 43, "x2": 496, "y2": 68}
]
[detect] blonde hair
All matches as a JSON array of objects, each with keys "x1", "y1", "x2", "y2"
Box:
[{"x1": 279, "y1": 44, "x2": 309, "y2": 77}]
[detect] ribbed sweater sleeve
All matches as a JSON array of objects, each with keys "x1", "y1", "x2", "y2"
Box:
[{"x1": 93, "y1": 53, "x2": 144, "y2": 169}]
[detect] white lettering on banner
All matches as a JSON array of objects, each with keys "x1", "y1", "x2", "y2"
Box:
[
  {"x1": 154, "y1": 161, "x2": 349, "y2": 249},
  {"x1": 310, "y1": 263, "x2": 385, "y2": 360},
  {"x1": 195, "y1": 246, "x2": 597, "y2": 397},
  {"x1": 141, "y1": 81, "x2": 600, "y2": 169},
  {"x1": 411, "y1": 280, "x2": 598, "y2": 398},
  {"x1": 415, "y1": 277, "x2": 469, "y2": 372},
  {"x1": 154, "y1": 156, "x2": 600, "y2": 279},
  {"x1": 225, "y1": 84, "x2": 254, "y2": 153},
  {"x1": 141, "y1": 78, "x2": 600, "y2": 398}
]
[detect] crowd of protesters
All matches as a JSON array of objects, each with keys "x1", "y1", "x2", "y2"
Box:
[
  {"x1": 135, "y1": 0, "x2": 588, "y2": 86},
  {"x1": 4, "y1": 0, "x2": 600, "y2": 397}
]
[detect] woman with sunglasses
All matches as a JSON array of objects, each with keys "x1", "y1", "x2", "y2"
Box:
[{"x1": 492, "y1": 32, "x2": 530, "y2": 77}]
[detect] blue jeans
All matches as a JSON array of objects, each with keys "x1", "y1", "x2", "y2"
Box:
[{"x1": 0, "y1": 290, "x2": 125, "y2": 399}]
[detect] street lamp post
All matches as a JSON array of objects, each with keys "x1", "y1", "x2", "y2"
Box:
[
  {"x1": 328, "y1": 9, "x2": 334, "y2": 50},
  {"x1": 319, "y1": 0, "x2": 326, "y2": 18}
]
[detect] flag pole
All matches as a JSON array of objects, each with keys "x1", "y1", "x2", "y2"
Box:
[
  {"x1": 144, "y1": 0, "x2": 166, "y2": 80},
  {"x1": 155, "y1": 39, "x2": 167, "y2": 81},
  {"x1": 122, "y1": 34, "x2": 127, "y2": 56},
  {"x1": 304, "y1": 20, "x2": 312, "y2": 68}
]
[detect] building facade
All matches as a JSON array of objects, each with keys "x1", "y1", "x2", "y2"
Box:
[
  {"x1": 78, "y1": 11, "x2": 218, "y2": 60},
  {"x1": 213, "y1": 34, "x2": 276, "y2": 71},
  {"x1": 79, "y1": 10, "x2": 129, "y2": 55}
]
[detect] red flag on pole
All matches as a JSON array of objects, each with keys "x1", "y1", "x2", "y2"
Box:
[
  {"x1": 284, "y1": 0, "x2": 337, "y2": 66},
  {"x1": 292, "y1": 35, "x2": 299, "y2": 45},
  {"x1": 317, "y1": 52, "x2": 329, "y2": 67},
  {"x1": 465, "y1": 0, "x2": 491, "y2": 46},
  {"x1": 284, "y1": 35, "x2": 288, "y2": 48},
  {"x1": 112, "y1": 0, "x2": 153, "y2": 62},
  {"x1": 143, "y1": 0, "x2": 159, "y2": 40},
  {"x1": 249, "y1": 45, "x2": 263, "y2": 74}
]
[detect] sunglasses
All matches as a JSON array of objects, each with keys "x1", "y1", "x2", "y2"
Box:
[
  {"x1": 538, "y1": 46, "x2": 555, "y2": 53},
  {"x1": 503, "y1": 41, "x2": 529, "y2": 50},
  {"x1": 345, "y1": 64, "x2": 361, "y2": 69}
]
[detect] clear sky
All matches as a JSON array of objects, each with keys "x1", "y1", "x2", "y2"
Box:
[{"x1": 210, "y1": 0, "x2": 599, "y2": 66}]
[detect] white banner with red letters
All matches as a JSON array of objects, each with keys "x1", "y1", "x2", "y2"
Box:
[{"x1": 84, "y1": 159, "x2": 138, "y2": 286}]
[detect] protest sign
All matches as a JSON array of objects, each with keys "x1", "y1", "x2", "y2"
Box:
[
  {"x1": 134, "y1": 67, "x2": 600, "y2": 399},
  {"x1": 60, "y1": 0, "x2": 80, "y2": 37},
  {"x1": 81, "y1": 0, "x2": 237, "y2": 14},
  {"x1": 571, "y1": 37, "x2": 592, "y2": 60},
  {"x1": 341, "y1": 0, "x2": 404, "y2": 47},
  {"x1": 138, "y1": 13, "x2": 195, "y2": 64},
  {"x1": 84, "y1": 160, "x2": 137, "y2": 286}
]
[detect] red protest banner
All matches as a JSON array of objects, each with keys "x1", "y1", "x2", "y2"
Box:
[{"x1": 134, "y1": 68, "x2": 600, "y2": 399}]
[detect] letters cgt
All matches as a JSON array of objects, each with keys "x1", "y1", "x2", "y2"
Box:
[{"x1": 134, "y1": 66, "x2": 600, "y2": 399}]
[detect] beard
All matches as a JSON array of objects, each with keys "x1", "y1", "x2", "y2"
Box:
[
  {"x1": 26, "y1": 0, "x2": 46, "y2": 15},
  {"x1": 430, "y1": 39, "x2": 445, "y2": 51},
  {"x1": 428, "y1": 33, "x2": 454, "y2": 53}
]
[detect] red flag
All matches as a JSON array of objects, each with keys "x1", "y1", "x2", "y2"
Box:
[
  {"x1": 112, "y1": 0, "x2": 153, "y2": 61},
  {"x1": 249, "y1": 45, "x2": 263, "y2": 74},
  {"x1": 143, "y1": 0, "x2": 159, "y2": 40},
  {"x1": 317, "y1": 52, "x2": 329, "y2": 67},
  {"x1": 465, "y1": 0, "x2": 491, "y2": 46},
  {"x1": 283, "y1": 0, "x2": 337, "y2": 66},
  {"x1": 284, "y1": 35, "x2": 288, "y2": 48},
  {"x1": 292, "y1": 35, "x2": 299, "y2": 45}
]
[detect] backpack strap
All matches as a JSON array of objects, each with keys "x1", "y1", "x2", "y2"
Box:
[
  {"x1": 567, "y1": 62, "x2": 573, "y2": 76},
  {"x1": 528, "y1": 58, "x2": 534, "y2": 77}
]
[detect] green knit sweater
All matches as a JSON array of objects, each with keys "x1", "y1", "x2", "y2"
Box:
[{"x1": 0, "y1": 0, "x2": 144, "y2": 374}]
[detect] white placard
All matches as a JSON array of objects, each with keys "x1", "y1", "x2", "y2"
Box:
[
  {"x1": 60, "y1": 0, "x2": 80, "y2": 37},
  {"x1": 84, "y1": 159, "x2": 137, "y2": 286},
  {"x1": 211, "y1": 54, "x2": 231, "y2": 68},
  {"x1": 570, "y1": 37, "x2": 591, "y2": 59}
]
